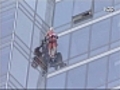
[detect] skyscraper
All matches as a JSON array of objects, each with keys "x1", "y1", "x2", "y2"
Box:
[{"x1": 0, "y1": 0, "x2": 120, "y2": 89}]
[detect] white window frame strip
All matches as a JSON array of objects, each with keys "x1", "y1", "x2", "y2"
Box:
[
  {"x1": 47, "y1": 46, "x2": 120, "y2": 78},
  {"x1": 111, "y1": 85, "x2": 120, "y2": 89},
  {"x1": 58, "y1": 9, "x2": 120, "y2": 37}
]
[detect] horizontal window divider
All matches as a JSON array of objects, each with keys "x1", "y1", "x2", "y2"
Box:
[
  {"x1": 58, "y1": 9, "x2": 120, "y2": 37},
  {"x1": 47, "y1": 46, "x2": 120, "y2": 78}
]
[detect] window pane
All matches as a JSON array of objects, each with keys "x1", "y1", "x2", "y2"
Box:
[
  {"x1": 67, "y1": 65, "x2": 86, "y2": 88},
  {"x1": 37, "y1": 0, "x2": 47, "y2": 21},
  {"x1": 24, "y1": 0, "x2": 36, "y2": 10},
  {"x1": 108, "y1": 79, "x2": 120, "y2": 88},
  {"x1": 1, "y1": 19, "x2": 14, "y2": 38},
  {"x1": 73, "y1": 0, "x2": 92, "y2": 16},
  {"x1": 87, "y1": 57, "x2": 108, "y2": 88},
  {"x1": 27, "y1": 66, "x2": 40, "y2": 88},
  {"x1": 114, "y1": 0, "x2": 120, "y2": 5},
  {"x1": 0, "y1": 46, "x2": 10, "y2": 75},
  {"x1": 58, "y1": 34, "x2": 70, "y2": 61},
  {"x1": 15, "y1": 9, "x2": 33, "y2": 48},
  {"x1": 10, "y1": 48, "x2": 29, "y2": 87},
  {"x1": 55, "y1": 23, "x2": 71, "y2": 33},
  {"x1": 110, "y1": 40, "x2": 120, "y2": 49},
  {"x1": 90, "y1": 45, "x2": 109, "y2": 57},
  {"x1": 70, "y1": 27, "x2": 90, "y2": 58},
  {"x1": 108, "y1": 51, "x2": 120, "y2": 82},
  {"x1": 69, "y1": 53, "x2": 88, "y2": 65},
  {"x1": 111, "y1": 14, "x2": 120, "y2": 42},
  {"x1": 46, "y1": 73, "x2": 66, "y2": 89},
  {"x1": 1, "y1": 9, "x2": 15, "y2": 23},
  {"x1": 90, "y1": 19, "x2": 110, "y2": 50},
  {"x1": 94, "y1": 0, "x2": 112, "y2": 12},
  {"x1": 53, "y1": 0, "x2": 73, "y2": 27},
  {"x1": 32, "y1": 26, "x2": 41, "y2": 52}
]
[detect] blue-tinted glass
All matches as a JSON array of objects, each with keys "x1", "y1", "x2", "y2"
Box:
[
  {"x1": 1, "y1": 35, "x2": 12, "y2": 44},
  {"x1": 70, "y1": 27, "x2": 90, "y2": 58},
  {"x1": 10, "y1": 48, "x2": 28, "y2": 87},
  {"x1": 55, "y1": 23, "x2": 71, "y2": 33},
  {"x1": 1, "y1": 9, "x2": 15, "y2": 22},
  {"x1": 67, "y1": 65, "x2": 86, "y2": 88},
  {"x1": 0, "y1": 47, "x2": 10, "y2": 75},
  {"x1": 32, "y1": 26, "x2": 41, "y2": 52},
  {"x1": 9, "y1": 74, "x2": 24, "y2": 88},
  {"x1": 108, "y1": 51, "x2": 120, "y2": 82},
  {"x1": 108, "y1": 79, "x2": 120, "y2": 88},
  {"x1": 73, "y1": 0, "x2": 92, "y2": 16},
  {"x1": 94, "y1": 0, "x2": 112, "y2": 12},
  {"x1": 58, "y1": 34, "x2": 70, "y2": 61},
  {"x1": 27, "y1": 67, "x2": 40, "y2": 88},
  {"x1": 47, "y1": 73, "x2": 66, "y2": 89},
  {"x1": 24, "y1": 0, "x2": 36, "y2": 10},
  {"x1": 111, "y1": 14, "x2": 120, "y2": 42},
  {"x1": 69, "y1": 53, "x2": 88, "y2": 65},
  {"x1": 90, "y1": 45, "x2": 109, "y2": 57},
  {"x1": 114, "y1": 0, "x2": 120, "y2": 5},
  {"x1": 97, "y1": 85, "x2": 106, "y2": 89},
  {"x1": 53, "y1": 0, "x2": 73, "y2": 27},
  {"x1": 110, "y1": 40, "x2": 120, "y2": 49},
  {"x1": 0, "y1": 74, "x2": 7, "y2": 85},
  {"x1": 15, "y1": 9, "x2": 33, "y2": 48},
  {"x1": 1, "y1": 19, "x2": 14, "y2": 38},
  {"x1": 90, "y1": 19, "x2": 110, "y2": 50},
  {"x1": 37, "y1": 0, "x2": 47, "y2": 21},
  {"x1": 87, "y1": 57, "x2": 108, "y2": 88}
]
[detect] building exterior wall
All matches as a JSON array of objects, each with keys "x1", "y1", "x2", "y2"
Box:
[
  {"x1": 46, "y1": 0, "x2": 120, "y2": 89},
  {"x1": 0, "y1": 0, "x2": 54, "y2": 89},
  {"x1": 0, "y1": 0, "x2": 120, "y2": 89}
]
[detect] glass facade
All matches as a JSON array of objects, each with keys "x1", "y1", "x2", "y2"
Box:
[{"x1": 0, "y1": 0, "x2": 120, "y2": 89}]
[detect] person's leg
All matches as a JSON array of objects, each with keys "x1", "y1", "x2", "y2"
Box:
[
  {"x1": 48, "y1": 43, "x2": 52, "y2": 57},
  {"x1": 51, "y1": 43, "x2": 57, "y2": 58}
]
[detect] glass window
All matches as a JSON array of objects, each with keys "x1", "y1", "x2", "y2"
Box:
[
  {"x1": 108, "y1": 51, "x2": 120, "y2": 82},
  {"x1": 0, "y1": 74, "x2": 7, "y2": 85},
  {"x1": 10, "y1": 48, "x2": 29, "y2": 87},
  {"x1": 69, "y1": 53, "x2": 88, "y2": 65},
  {"x1": 1, "y1": 35, "x2": 12, "y2": 44},
  {"x1": 110, "y1": 40, "x2": 120, "y2": 49},
  {"x1": 108, "y1": 79, "x2": 120, "y2": 88},
  {"x1": 0, "y1": 46, "x2": 10, "y2": 75},
  {"x1": 114, "y1": 0, "x2": 120, "y2": 5},
  {"x1": 90, "y1": 19, "x2": 110, "y2": 50},
  {"x1": 32, "y1": 26, "x2": 41, "y2": 52},
  {"x1": 27, "y1": 66, "x2": 40, "y2": 88},
  {"x1": 1, "y1": 19, "x2": 14, "y2": 38},
  {"x1": 73, "y1": 0, "x2": 92, "y2": 16},
  {"x1": 24, "y1": 0, "x2": 36, "y2": 10},
  {"x1": 97, "y1": 85, "x2": 106, "y2": 89},
  {"x1": 87, "y1": 57, "x2": 108, "y2": 88},
  {"x1": 37, "y1": 0, "x2": 47, "y2": 21},
  {"x1": 67, "y1": 65, "x2": 86, "y2": 88},
  {"x1": 53, "y1": 0, "x2": 73, "y2": 27},
  {"x1": 70, "y1": 27, "x2": 90, "y2": 58},
  {"x1": 1, "y1": 9, "x2": 15, "y2": 23},
  {"x1": 9, "y1": 74, "x2": 24, "y2": 88},
  {"x1": 55, "y1": 23, "x2": 71, "y2": 33},
  {"x1": 57, "y1": 34, "x2": 70, "y2": 61},
  {"x1": 15, "y1": 9, "x2": 33, "y2": 48},
  {"x1": 90, "y1": 45, "x2": 109, "y2": 57},
  {"x1": 46, "y1": 73, "x2": 66, "y2": 89},
  {"x1": 94, "y1": 0, "x2": 112, "y2": 13},
  {"x1": 111, "y1": 14, "x2": 120, "y2": 42}
]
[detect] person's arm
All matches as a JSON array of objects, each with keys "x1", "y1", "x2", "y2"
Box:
[{"x1": 34, "y1": 46, "x2": 40, "y2": 55}]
